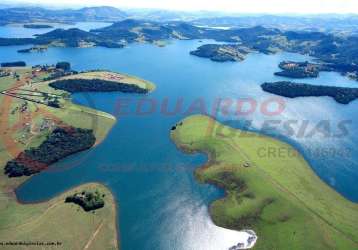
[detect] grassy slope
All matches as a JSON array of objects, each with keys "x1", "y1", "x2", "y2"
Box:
[
  {"x1": 0, "y1": 69, "x2": 151, "y2": 249},
  {"x1": 0, "y1": 183, "x2": 117, "y2": 250},
  {"x1": 171, "y1": 115, "x2": 358, "y2": 250}
]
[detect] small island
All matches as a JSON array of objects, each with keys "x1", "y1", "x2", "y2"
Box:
[
  {"x1": 65, "y1": 189, "x2": 105, "y2": 212},
  {"x1": 23, "y1": 24, "x2": 53, "y2": 29},
  {"x1": 18, "y1": 45, "x2": 48, "y2": 53},
  {"x1": 190, "y1": 44, "x2": 250, "y2": 62},
  {"x1": 274, "y1": 61, "x2": 321, "y2": 78},
  {"x1": 1, "y1": 61, "x2": 26, "y2": 67},
  {"x1": 261, "y1": 81, "x2": 358, "y2": 104}
]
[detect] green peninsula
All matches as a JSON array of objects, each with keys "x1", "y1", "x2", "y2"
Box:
[
  {"x1": 0, "y1": 66, "x2": 155, "y2": 250},
  {"x1": 274, "y1": 61, "x2": 321, "y2": 78},
  {"x1": 190, "y1": 44, "x2": 251, "y2": 62},
  {"x1": 171, "y1": 115, "x2": 358, "y2": 250}
]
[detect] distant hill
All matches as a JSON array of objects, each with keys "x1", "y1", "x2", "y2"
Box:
[
  {"x1": 0, "y1": 6, "x2": 128, "y2": 24},
  {"x1": 0, "y1": 27, "x2": 124, "y2": 48},
  {"x1": 192, "y1": 15, "x2": 358, "y2": 33},
  {"x1": 36, "y1": 28, "x2": 98, "y2": 40},
  {"x1": 90, "y1": 19, "x2": 204, "y2": 42},
  {"x1": 34, "y1": 28, "x2": 124, "y2": 48},
  {"x1": 1, "y1": 18, "x2": 358, "y2": 80},
  {"x1": 91, "y1": 20, "x2": 281, "y2": 43}
]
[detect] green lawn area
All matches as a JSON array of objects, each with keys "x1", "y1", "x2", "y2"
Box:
[{"x1": 171, "y1": 115, "x2": 358, "y2": 250}]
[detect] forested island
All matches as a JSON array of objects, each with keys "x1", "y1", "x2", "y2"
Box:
[
  {"x1": 274, "y1": 61, "x2": 321, "y2": 78},
  {"x1": 4, "y1": 127, "x2": 96, "y2": 177},
  {"x1": 50, "y1": 78, "x2": 150, "y2": 93},
  {"x1": 23, "y1": 24, "x2": 53, "y2": 29},
  {"x1": 261, "y1": 81, "x2": 358, "y2": 104},
  {"x1": 65, "y1": 190, "x2": 105, "y2": 211},
  {"x1": 190, "y1": 44, "x2": 250, "y2": 62},
  {"x1": 1, "y1": 61, "x2": 26, "y2": 67}
]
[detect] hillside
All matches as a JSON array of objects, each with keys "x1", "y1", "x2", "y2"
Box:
[{"x1": 0, "y1": 6, "x2": 127, "y2": 24}]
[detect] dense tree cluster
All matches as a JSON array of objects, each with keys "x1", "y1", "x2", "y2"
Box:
[
  {"x1": 49, "y1": 78, "x2": 149, "y2": 93},
  {"x1": 274, "y1": 61, "x2": 320, "y2": 78},
  {"x1": 4, "y1": 127, "x2": 96, "y2": 177},
  {"x1": 190, "y1": 44, "x2": 249, "y2": 62},
  {"x1": 65, "y1": 190, "x2": 105, "y2": 211},
  {"x1": 1, "y1": 61, "x2": 26, "y2": 67},
  {"x1": 261, "y1": 81, "x2": 358, "y2": 104},
  {"x1": 274, "y1": 69, "x2": 318, "y2": 78},
  {"x1": 207, "y1": 171, "x2": 247, "y2": 192}
]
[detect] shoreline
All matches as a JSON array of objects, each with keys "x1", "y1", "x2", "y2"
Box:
[
  {"x1": 170, "y1": 115, "x2": 358, "y2": 249},
  {"x1": 168, "y1": 133, "x2": 260, "y2": 249},
  {"x1": 170, "y1": 122, "x2": 258, "y2": 249},
  {"x1": 0, "y1": 67, "x2": 156, "y2": 250}
]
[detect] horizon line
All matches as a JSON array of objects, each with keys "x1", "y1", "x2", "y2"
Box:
[{"x1": 2, "y1": 3, "x2": 358, "y2": 16}]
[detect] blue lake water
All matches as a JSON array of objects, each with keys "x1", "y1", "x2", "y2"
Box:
[
  {"x1": 0, "y1": 25, "x2": 357, "y2": 250},
  {"x1": 0, "y1": 22, "x2": 111, "y2": 38}
]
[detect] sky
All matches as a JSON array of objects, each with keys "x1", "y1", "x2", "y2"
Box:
[{"x1": 4, "y1": 0, "x2": 358, "y2": 14}]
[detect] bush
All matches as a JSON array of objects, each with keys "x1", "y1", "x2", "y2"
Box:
[
  {"x1": 49, "y1": 78, "x2": 148, "y2": 93},
  {"x1": 65, "y1": 190, "x2": 105, "y2": 211}
]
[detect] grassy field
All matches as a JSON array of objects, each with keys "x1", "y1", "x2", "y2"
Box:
[
  {"x1": 171, "y1": 115, "x2": 358, "y2": 250},
  {"x1": 0, "y1": 70, "x2": 117, "y2": 153},
  {"x1": 0, "y1": 68, "x2": 149, "y2": 249},
  {"x1": 0, "y1": 183, "x2": 118, "y2": 250}
]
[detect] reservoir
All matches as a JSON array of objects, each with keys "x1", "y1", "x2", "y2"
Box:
[{"x1": 0, "y1": 28, "x2": 357, "y2": 249}]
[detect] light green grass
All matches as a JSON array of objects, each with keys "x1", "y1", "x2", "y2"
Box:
[
  {"x1": 171, "y1": 115, "x2": 358, "y2": 250},
  {"x1": 0, "y1": 183, "x2": 118, "y2": 250}
]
